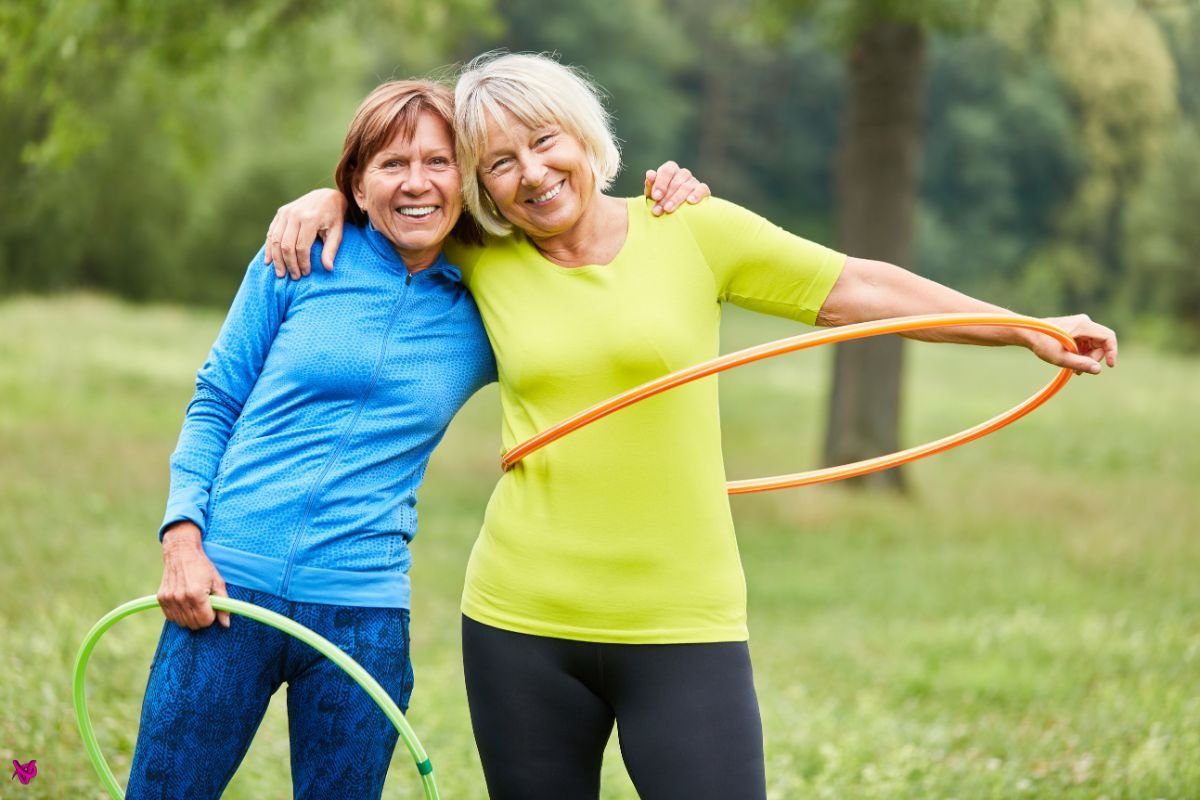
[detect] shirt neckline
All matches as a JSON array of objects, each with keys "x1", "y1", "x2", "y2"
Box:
[{"x1": 528, "y1": 197, "x2": 642, "y2": 276}]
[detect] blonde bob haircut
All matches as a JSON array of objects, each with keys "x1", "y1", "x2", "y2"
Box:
[{"x1": 455, "y1": 51, "x2": 622, "y2": 237}]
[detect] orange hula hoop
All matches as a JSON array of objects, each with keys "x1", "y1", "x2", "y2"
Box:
[{"x1": 500, "y1": 313, "x2": 1078, "y2": 494}]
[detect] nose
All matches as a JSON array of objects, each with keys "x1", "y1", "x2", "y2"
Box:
[
  {"x1": 518, "y1": 155, "x2": 547, "y2": 189},
  {"x1": 401, "y1": 163, "x2": 431, "y2": 194}
]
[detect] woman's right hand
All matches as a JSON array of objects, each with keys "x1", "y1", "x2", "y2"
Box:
[
  {"x1": 264, "y1": 188, "x2": 348, "y2": 279},
  {"x1": 158, "y1": 521, "x2": 231, "y2": 629}
]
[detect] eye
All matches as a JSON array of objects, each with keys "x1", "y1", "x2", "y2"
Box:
[
  {"x1": 535, "y1": 133, "x2": 556, "y2": 148},
  {"x1": 381, "y1": 159, "x2": 402, "y2": 169},
  {"x1": 429, "y1": 156, "x2": 452, "y2": 167},
  {"x1": 488, "y1": 156, "x2": 513, "y2": 173}
]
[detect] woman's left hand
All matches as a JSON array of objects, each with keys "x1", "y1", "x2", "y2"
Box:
[
  {"x1": 1032, "y1": 314, "x2": 1119, "y2": 375},
  {"x1": 644, "y1": 161, "x2": 710, "y2": 216}
]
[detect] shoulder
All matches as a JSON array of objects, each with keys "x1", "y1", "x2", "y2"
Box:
[
  {"x1": 311, "y1": 223, "x2": 399, "y2": 284},
  {"x1": 447, "y1": 231, "x2": 534, "y2": 287},
  {"x1": 633, "y1": 196, "x2": 763, "y2": 236},
  {"x1": 444, "y1": 238, "x2": 486, "y2": 276},
  {"x1": 634, "y1": 197, "x2": 770, "y2": 259},
  {"x1": 678, "y1": 196, "x2": 760, "y2": 227},
  {"x1": 325, "y1": 223, "x2": 371, "y2": 269}
]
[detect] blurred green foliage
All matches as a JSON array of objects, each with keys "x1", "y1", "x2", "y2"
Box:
[{"x1": 1, "y1": 0, "x2": 1196, "y2": 341}]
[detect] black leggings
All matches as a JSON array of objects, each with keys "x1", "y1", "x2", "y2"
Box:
[{"x1": 461, "y1": 616, "x2": 767, "y2": 800}]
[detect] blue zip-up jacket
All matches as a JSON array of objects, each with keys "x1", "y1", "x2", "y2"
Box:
[{"x1": 161, "y1": 223, "x2": 496, "y2": 608}]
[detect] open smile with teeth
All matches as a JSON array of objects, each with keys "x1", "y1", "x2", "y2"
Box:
[
  {"x1": 527, "y1": 182, "x2": 563, "y2": 205},
  {"x1": 397, "y1": 206, "x2": 438, "y2": 218}
]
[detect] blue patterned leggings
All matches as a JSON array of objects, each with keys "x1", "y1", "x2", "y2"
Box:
[{"x1": 125, "y1": 585, "x2": 414, "y2": 800}]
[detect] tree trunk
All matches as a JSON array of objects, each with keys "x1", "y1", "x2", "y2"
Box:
[{"x1": 823, "y1": 20, "x2": 927, "y2": 491}]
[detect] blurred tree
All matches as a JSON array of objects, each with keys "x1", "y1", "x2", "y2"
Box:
[
  {"x1": 665, "y1": 0, "x2": 844, "y2": 240},
  {"x1": 753, "y1": 0, "x2": 999, "y2": 492},
  {"x1": 1017, "y1": 0, "x2": 1178, "y2": 313},
  {"x1": 919, "y1": 34, "x2": 1083, "y2": 301},
  {"x1": 0, "y1": 0, "x2": 496, "y2": 301},
  {"x1": 739, "y1": 0, "x2": 1182, "y2": 491},
  {"x1": 1116, "y1": 0, "x2": 1200, "y2": 346},
  {"x1": 1122, "y1": 122, "x2": 1200, "y2": 347}
]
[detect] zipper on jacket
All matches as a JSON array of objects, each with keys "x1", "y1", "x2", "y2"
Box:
[{"x1": 278, "y1": 279, "x2": 413, "y2": 597}]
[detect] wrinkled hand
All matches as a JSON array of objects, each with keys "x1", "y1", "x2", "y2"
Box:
[
  {"x1": 644, "y1": 161, "x2": 710, "y2": 216},
  {"x1": 1031, "y1": 314, "x2": 1118, "y2": 375},
  {"x1": 264, "y1": 189, "x2": 348, "y2": 279},
  {"x1": 158, "y1": 522, "x2": 230, "y2": 629}
]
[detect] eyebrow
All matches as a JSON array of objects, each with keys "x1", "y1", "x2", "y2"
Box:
[{"x1": 373, "y1": 144, "x2": 455, "y2": 160}]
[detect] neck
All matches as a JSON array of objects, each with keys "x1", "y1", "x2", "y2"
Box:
[
  {"x1": 530, "y1": 193, "x2": 627, "y2": 268},
  {"x1": 399, "y1": 249, "x2": 440, "y2": 275}
]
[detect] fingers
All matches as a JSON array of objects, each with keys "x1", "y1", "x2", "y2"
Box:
[
  {"x1": 647, "y1": 162, "x2": 708, "y2": 216},
  {"x1": 1045, "y1": 314, "x2": 1118, "y2": 372},
  {"x1": 658, "y1": 167, "x2": 698, "y2": 215},
  {"x1": 268, "y1": 230, "x2": 294, "y2": 281},
  {"x1": 157, "y1": 585, "x2": 217, "y2": 630},
  {"x1": 211, "y1": 575, "x2": 231, "y2": 629},
  {"x1": 649, "y1": 162, "x2": 677, "y2": 203},
  {"x1": 266, "y1": 207, "x2": 295, "y2": 279},
  {"x1": 1057, "y1": 350, "x2": 1103, "y2": 376},
  {"x1": 1097, "y1": 329, "x2": 1118, "y2": 368},
  {"x1": 645, "y1": 168, "x2": 670, "y2": 215},
  {"x1": 648, "y1": 162, "x2": 677, "y2": 215},
  {"x1": 265, "y1": 212, "x2": 283, "y2": 275},
  {"x1": 279, "y1": 215, "x2": 307, "y2": 278},
  {"x1": 1074, "y1": 329, "x2": 1117, "y2": 369},
  {"x1": 649, "y1": 161, "x2": 686, "y2": 216},
  {"x1": 321, "y1": 223, "x2": 343, "y2": 272},
  {"x1": 293, "y1": 219, "x2": 318, "y2": 276},
  {"x1": 659, "y1": 176, "x2": 707, "y2": 215}
]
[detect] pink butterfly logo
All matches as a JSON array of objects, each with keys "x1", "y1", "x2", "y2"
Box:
[{"x1": 11, "y1": 759, "x2": 37, "y2": 784}]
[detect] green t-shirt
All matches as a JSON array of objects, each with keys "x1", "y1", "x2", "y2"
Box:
[{"x1": 449, "y1": 197, "x2": 844, "y2": 643}]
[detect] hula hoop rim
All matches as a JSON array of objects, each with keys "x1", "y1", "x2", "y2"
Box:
[
  {"x1": 72, "y1": 595, "x2": 439, "y2": 800},
  {"x1": 499, "y1": 313, "x2": 1078, "y2": 492}
]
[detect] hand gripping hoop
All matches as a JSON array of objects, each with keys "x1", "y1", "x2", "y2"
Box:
[
  {"x1": 501, "y1": 313, "x2": 1078, "y2": 493},
  {"x1": 73, "y1": 595, "x2": 440, "y2": 800}
]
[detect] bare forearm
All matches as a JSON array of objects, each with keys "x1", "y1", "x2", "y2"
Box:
[
  {"x1": 816, "y1": 257, "x2": 1037, "y2": 348},
  {"x1": 162, "y1": 520, "x2": 203, "y2": 551}
]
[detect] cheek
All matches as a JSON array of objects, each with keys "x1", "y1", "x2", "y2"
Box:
[
  {"x1": 482, "y1": 176, "x2": 519, "y2": 215},
  {"x1": 362, "y1": 177, "x2": 391, "y2": 210}
]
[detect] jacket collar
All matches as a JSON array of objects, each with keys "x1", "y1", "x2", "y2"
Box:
[{"x1": 362, "y1": 221, "x2": 463, "y2": 283}]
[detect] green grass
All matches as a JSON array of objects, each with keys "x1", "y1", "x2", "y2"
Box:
[{"x1": 1, "y1": 294, "x2": 1196, "y2": 799}]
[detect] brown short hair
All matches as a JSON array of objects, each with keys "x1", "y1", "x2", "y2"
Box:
[{"x1": 335, "y1": 80, "x2": 481, "y2": 244}]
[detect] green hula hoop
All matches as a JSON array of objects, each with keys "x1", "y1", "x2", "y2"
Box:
[{"x1": 72, "y1": 595, "x2": 440, "y2": 800}]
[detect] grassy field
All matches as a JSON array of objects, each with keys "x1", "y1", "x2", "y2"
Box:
[{"x1": 1, "y1": 293, "x2": 1196, "y2": 799}]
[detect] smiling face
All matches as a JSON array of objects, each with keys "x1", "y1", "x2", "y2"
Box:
[
  {"x1": 477, "y1": 107, "x2": 598, "y2": 244},
  {"x1": 353, "y1": 111, "x2": 463, "y2": 272}
]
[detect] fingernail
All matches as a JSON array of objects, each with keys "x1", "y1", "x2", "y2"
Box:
[
  {"x1": 664, "y1": 202, "x2": 675, "y2": 211},
  {"x1": 652, "y1": 190, "x2": 663, "y2": 200}
]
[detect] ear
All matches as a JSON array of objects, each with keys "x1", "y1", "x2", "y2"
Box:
[{"x1": 352, "y1": 171, "x2": 367, "y2": 213}]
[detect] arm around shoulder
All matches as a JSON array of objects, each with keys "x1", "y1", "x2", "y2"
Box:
[{"x1": 265, "y1": 188, "x2": 348, "y2": 278}]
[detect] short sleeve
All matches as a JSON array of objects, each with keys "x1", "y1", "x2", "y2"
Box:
[{"x1": 681, "y1": 198, "x2": 845, "y2": 326}]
